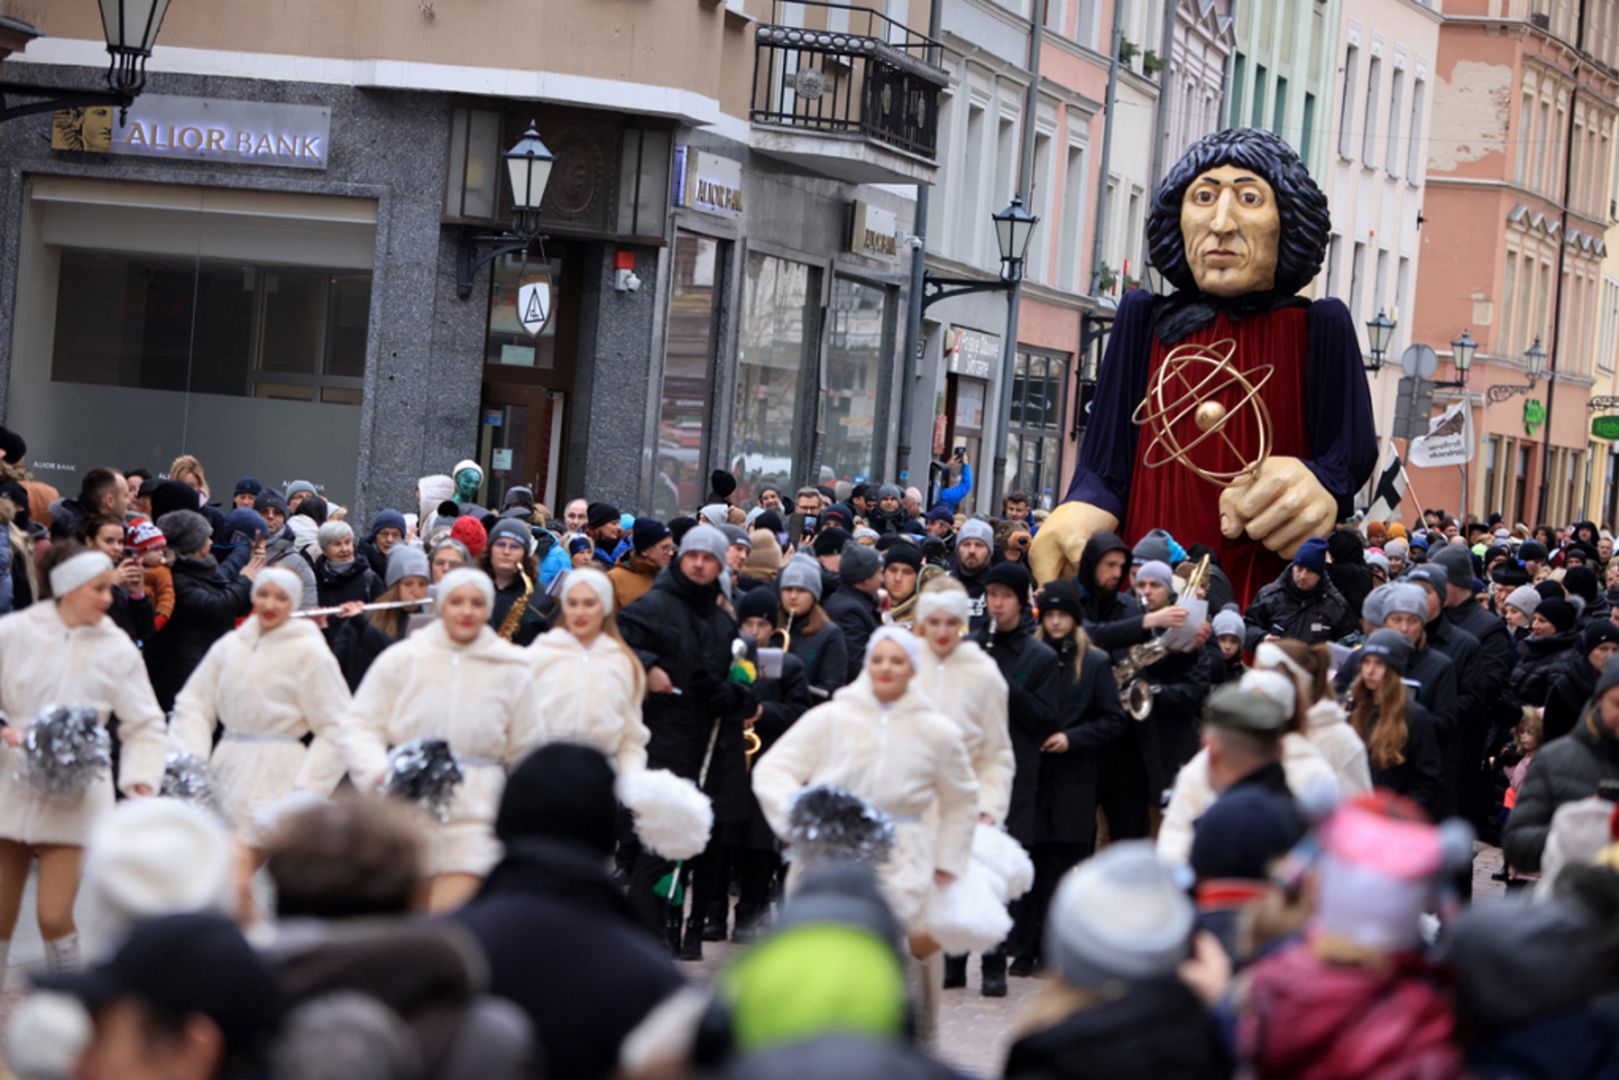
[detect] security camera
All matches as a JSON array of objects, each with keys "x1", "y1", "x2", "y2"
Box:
[{"x1": 614, "y1": 269, "x2": 642, "y2": 293}]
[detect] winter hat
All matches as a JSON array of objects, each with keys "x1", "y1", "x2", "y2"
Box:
[
  {"x1": 881, "y1": 542, "x2": 921, "y2": 571},
  {"x1": 1490, "y1": 560, "x2": 1529, "y2": 587},
  {"x1": 284, "y1": 480, "x2": 317, "y2": 503},
  {"x1": 699, "y1": 503, "x2": 731, "y2": 528},
  {"x1": 586, "y1": 502, "x2": 621, "y2": 530},
  {"x1": 1314, "y1": 793, "x2": 1473, "y2": 951},
  {"x1": 1580, "y1": 619, "x2": 1619, "y2": 654},
  {"x1": 780, "y1": 555, "x2": 824, "y2": 601},
  {"x1": 48, "y1": 550, "x2": 113, "y2": 599},
  {"x1": 981, "y1": 561, "x2": 1035, "y2": 605},
  {"x1": 126, "y1": 518, "x2": 166, "y2": 555},
  {"x1": 1596, "y1": 654, "x2": 1619, "y2": 701},
  {"x1": 822, "y1": 503, "x2": 855, "y2": 529},
  {"x1": 722, "y1": 524, "x2": 753, "y2": 551},
  {"x1": 1519, "y1": 539, "x2": 1549, "y2": 563},
  {"x1": 385, "y1": 544, "x2": 430, "y2": 589},
  {"x1": 1189, "y1": 787, "x2": 1306, "y2": 882},
  {"x1": 560, "y1": 566, "x2": 615, "y2": 615},
  {"x1": 1045, "y1": 842, "x2": 1194, "y2": 990},
  {"x1": 253, "y1": 488, "x2": 288, "y2": 519},
  {"x1": 1404, "y1": 564, "x2": 1448, "y2": 601},
  {"x1": 813, "y1": 527, "x2": 852, "y2": 557},
  {"x1": 1211, "y1": 603, "x2": 1245, "y2": 640},
  {"x1": 1229, "y1": 671, "x2": 1295, "y2": 724},
  {"x1": 567, "y1": 535, "x2": 592, "y2": 558},
  {"x1": 437, "y1": 566, "x2": 495, "y2": 611},
  {"x1": 957, "y1": 518, "x2": 995, "y2": 549},
  {"x1": 1361, "y1": 628, "x2": 1413, "y2": 675},
  {"x1": 0, "y1": 425, "x2": 26, "y2": 463},
  {"x1": 1534, "y1": 579, "x2": 1566, "y2": 600},
  {"x1": 852, "y1": 526, "x2": 880, "y2": 544},
  {"x1": 487, "y1": 517, "x2": 535, "y2": 556},
  {"x1": 864, "y1": 624, "x2": 920, "y2": 671},
  {"x1": 709, "y1": 469, "x2": 738, "y2": 501},
  {"x1": 754, "y1": 509, "x2": 785, "y2": 537},
  {"x1": 1364, "y1": 550, "x2": 1390, "y2": 577},
  {"x1": 1291, "y1": 536, "x2": 1329, "y2": 574},
  {"x1": 1504, "y1": 585, "x2": 1541, "y2": 619},
  {"x1": 1439, "y1": 899, "x2": 1609, "y2": 1029},
  {"x1": 1386, "y1": 522, "x2": 1409, "y2": 540},
  {"x1": 497, "y1": 743, "x2": 618, "y2": 857},
  {"x1": 251, "y1": 566, "x2": 304, "y2": 610},
  {"x1": 678, "y1": 523, "x2": 730, "y2": 565},
  {"x1": 452, "y1": 458, "x2": 483, "y2": 484},
  {"x1": 501, "y1": 486, "x2": 535, "y2": 512},
  {"x1": 839, "y1": 541, "x2": 882, "y2": 586},
  {"x1": 1131, "y1": 531, "x2": 1172, "y2": 566},
  {"x1": 1430, "y1": 543, "x2": 1474, "y2": 588},
  {"x1": 450, "y1": 515, "x2": 487, "y2": 558},
  {"x1": 1134, "y1": 559, "x2": 1175, "y2": 591},
  {"x1": 744, "y1": 530, "x2": 785, "y2": 579},
  {"x1": 632, "y1": 517, "x2": 670, "y2": 554},
  {"x1": 233, "y1": 476, "x2": 263, "y2": 498},
  {"x1": 156, "y1": 509, "x2": 211, "y2": 556},
  {"x1": 1383, "y1": 538, "x2": 1409, "y2": 561},
  {"x1": 78, "y1": 798, "x2": 237, "y2": 964},
  {"x1": 1036, "y1": 579, "x2": 1085, "y2": 622},
  {"x1": 316, "y1": 520, "x2": 354, "y2": 552},
  {"x1": 368, "y1": 509, "x2": 407, "y2": 541},
  {"x1": 1537, "y1": 597, "x2": 1577, "y2": 634},
  {"x1": 876, "y1": 483, "x2": 903, "y2": 503},
  {"x1": 1564, "y1": 564, "x2": 1600, "y2": 602},
  {"x1": 1360, "y1": 583, "x2": 1397, "y2": 628},
  {"x1": 1383, "y1": 583, "x2": 1429, "y2": 621},
  {"x1": 736, "y1": 587, "x2": 780, "y2": 625},
  {"x1": 925, "y1": 504, "x2": 953, "y2": 524}
]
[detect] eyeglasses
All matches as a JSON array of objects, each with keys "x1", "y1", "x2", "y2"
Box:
[{"x1": 491, "y1": 538, "x2": 526, "y2": 553}]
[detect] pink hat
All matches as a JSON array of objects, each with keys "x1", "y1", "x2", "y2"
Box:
[{"x1": 126, "y1": 517, "x2": 166, "y2": 554}]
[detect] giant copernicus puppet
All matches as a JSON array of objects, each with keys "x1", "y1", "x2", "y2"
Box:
[{"x1": 1030, "y1": 128, "x2": 1377, "y2": 604}]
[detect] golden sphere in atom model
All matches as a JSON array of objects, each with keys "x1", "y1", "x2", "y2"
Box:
[{"x1": 1194, "y1": 400, "x2": 1227, "y2": 433}]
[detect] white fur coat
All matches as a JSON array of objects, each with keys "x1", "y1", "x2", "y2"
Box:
[
  {"x1": 1303, "y1": 699, "x2": 1373, "y2": 798},
  {"x1": 525, "y1": 627, "x2": 649, "y2": 775},
  {"x1": 752, "y1": 678, "x2": 979, "y2": 929},
  {"x1": 169, "y1": 616, "x2": 351, "y2": 846},
  {"x1": 0, "y1": 603, "x2": 166, "y2": 846},
  {"x1": 914, "y1": 641, "x2": 1014, "y2": 827},
  {"x1": 342, "y1": 621, "x2": 535, "y2": 877},
  {"x1": 1156, "y1": 733, "x2": 1340, "y2": 865}
]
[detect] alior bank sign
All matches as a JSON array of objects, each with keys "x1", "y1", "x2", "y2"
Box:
[{"x1": 52, "y1": 95, "x2": 331, "y2": 171}]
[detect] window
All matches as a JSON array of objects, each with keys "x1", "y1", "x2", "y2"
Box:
[
  {"x1": 1373, "y1": 247, "x2": 1389, "y2": 319},
  {"x1": 1396, "y1": 255, "x2": 1411, "y2": 330},
  {"x1": 1338, "y1": 44, "x2": 1359, "y2": 159},
  {"x1": 991, "y1": 114, "x2": 1017, "y2": 266},
  {"x1": 1363, "y1": 54, "x2": 1382, "y2": 167},
  {"x1": 1125, "y1": 186, "x2": 1144, "y2": 282},
  {"x1": 52, "y1": 252, "x2": 370, "y2": 405},
  {"x1": 655, "y1": 232, "x2": 723, "y2": 517},
  {"x1": 1503, "y1": 250, "x2": 1519, "y2": 355},
  {"x1": 1252, "y1": 65, "x2": 1268, "y2": 128},
  {"x1": 1516, "y1": 80, "x2": 1535, "y2": 185},
  {"x1": 1483, "y1": 437, "x2": 1499, "y2": 520},
  {"x1": 958, "y1": 102, "x2": 985, "y2": 261},
  {"x1": 821, "y1": 277, "x2": 890, "y2": 484},
  {"x1": 732, "y1": 252, "x2": 817, "y2": 493},
  {"x1": 1386, "y1": 67, "x2": 1405, "y2": 178},
  {"x1": 927, "y1": 92, "x2": 954, "y2": 242},
  {"x1": 1059, "y1": 141, "x2": 1088, "y2": 291},
  {"x1": 1272, "y1": 76, "x2": 1288, "y2": 138},
  {"x1": 1538, "y1": 96, "x2": 1553, "y2": 192},
  {"x1": 1028, "y1": 131, "x2": 1054, "y2": 283},
  {"x1": 1007, "y1": 349, "x2": 1068, "y2": 509},
  {"x1": 1231, "y1": 53, "x2": 1247, "y2": 129},
  {"x1": 1301, "y1": 91, "x2": 1317, "y2": 166},
  {"x1": 1600, "y1": 276, "x2": 1619, "y2": 373},
  {"x1": 1406, "y1": 77, "x2": 1426, "y2": 180},
  {"x1": 1325, "y1": 233, "x2": 1341, "y2": 295},
  {"x1": 1044, "y1": 0, "x2": 1066, "y2": 33},
  {"x1": 1349, "y1": 241, "x2": 1366, "y2": 324}
]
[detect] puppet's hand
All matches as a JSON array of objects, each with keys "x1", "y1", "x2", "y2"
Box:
[
  {"x1": 1028, "y1": 502, "x2": 1120, "y2": 584},
  {"x1": 1219, "y1": 456, "x2": 1335, "y2": 558}
]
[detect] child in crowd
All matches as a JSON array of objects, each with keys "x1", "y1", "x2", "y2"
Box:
[{"x1": 127, "y1": 518, "x2": 174, "y2": 631}]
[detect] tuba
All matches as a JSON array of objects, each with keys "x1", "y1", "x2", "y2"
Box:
[{"x1": 1112, "y1": 638, "x2": 1168, "y2": 721}]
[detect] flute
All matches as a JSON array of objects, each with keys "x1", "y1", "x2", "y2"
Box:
[{"x1": 290, "y1": 599, "x2": 433, "y2": 619}]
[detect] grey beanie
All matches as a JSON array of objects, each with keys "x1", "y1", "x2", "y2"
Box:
[
  {"x1": 1430, "y1": 543, "x2": 1475, "y2": 588},
  {"x1": 1383, "y1": 582, "x2": 1430, "y2": 620},
  {"x1": 877, "y1": 484, "x2": 903, "y2": 502},
  {"x1": 1362, "y1": 627, "x2": 1413, "y2": 675},
  {"x1": 1211, "y1": 604, "x2": 1244, "y2": 640},
  {"x1": 839, "y1": 540, "x2": 882, "y2": 586},
  {"x1": 779, "y1": 554, "x2": 823, "y2": 601},
  {"x1": 1361, "y1": 583, "x2": 1398, "y2": 628},
  {"x1": 385, "y1": 544, "x2": 430, "y2": 589},
  {"x1": 487, "y1": 517, "x2": 535, "y2": 556},
  {"x1": 316, "y1": 520, "x2": 354, "y2": 550},
  {"x1": 1045, "y1": 842, "x2": 1194, "y2": 990},
  {"x1": 284, "y1": 480, "x2": 317, "y2": 502},
  {"x1": 156, "y1": 509, "x2": 211, "y2": 556},
  {"x1": 1365, "y1": 551, "x2": 1390, "y2": 576},
  {"x1": 1384, "y1": 538, "x2": 1409, "y2": 560},
  {"x1": 1504, "y1": 584, "x2": 1541, "y2": 619},
  {"x1": 719, "y1": 524, "x2": 752, "y2": 550},
  {"x1": 678, "y1": 523, "x2": 730, "y2": 564},
  {"x1": 1132, "y1": 531, "x2": 1172, "y2": 565},
  {"x1": 958, "y1": 518, "x2": 995, "y2": 549}
]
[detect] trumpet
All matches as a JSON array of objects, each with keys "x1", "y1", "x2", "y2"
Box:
[
  {"x1": 743, "y1": 727, "x2": 764, "y2": 768},
  {"x1": 1112, "y1": 637, "x2": 1169, "y2": 721}
]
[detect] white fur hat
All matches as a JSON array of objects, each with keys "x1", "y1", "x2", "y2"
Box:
[
  {"x1": 252, "y1": 565, "x2": 304, "y2": 610},
  {"x1": 865, "y1": 624, "x2": 921, "y2": 671},
  {"x1": 437, "y1": 566, "x2": 495, "y2": 609},
  {"x1": 78, "y1": 798, "x2": 237, "y2": 964},
  {"x1": 560, "y1": 566, "x2": 615, "y2": 614}
]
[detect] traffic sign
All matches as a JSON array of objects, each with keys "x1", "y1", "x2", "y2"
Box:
[{"x1": 1399, "y1": 344, "x2": 1438, "y2": 380}]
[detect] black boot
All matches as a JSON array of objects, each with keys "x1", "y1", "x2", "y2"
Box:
[
  {"x1": 731, "y1": 903, "x2": 763, "y2": 944},
  {"x1": 942, "y1": 954, "x2": 967, "y2": 989},
  {"x1": 678, "y1": 917, "x2": 704, "y2": 961},
  {"x1": 1009, "y1": 955, "x2": 1037, "y2": 978},
  {"x1": 981, "y1": 952, "x2": 1008, "y2": 997},
  {"x1": 702, "y1": 903, "x2": 729, "y2": 942}
]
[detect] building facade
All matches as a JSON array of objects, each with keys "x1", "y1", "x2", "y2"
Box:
[
  {"x1": 1226, "y1": 0, "x2": 1339, "y2": 177},
  {"x1": 0, "y1": 0, "x2": 931, "y2": 519}
]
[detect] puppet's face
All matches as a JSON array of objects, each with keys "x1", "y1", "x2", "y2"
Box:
[{"x1": 1179, "y1": 164, "x2": 1280, "y2": 297}]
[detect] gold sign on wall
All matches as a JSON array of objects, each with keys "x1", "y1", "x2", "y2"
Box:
[{"x1": 51, "y1": 107, "x2": 114, "y2": 153}]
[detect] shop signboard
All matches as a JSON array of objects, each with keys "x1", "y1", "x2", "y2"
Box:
[
  {"x1": 673, "y1": 147, "x2": 743, "y2": 219},
  {"x1": 850, "y1": 200, "x2": 899, "y2": 262},
  {"x1": 1524, "y1": 398, "x2": 1546, "y2": 436},
  {"x1": 52, "y1": 96, "x2": 331, "y2": 170},
  {"x1": 517, "y1": 275, "x2": 552, "y2": 337},
  {"x1": 1593, "y1": 415, "x2": 1619, "y2": 441},
  {"x1": 946, "y1": 328, "x2": 999, "y2": 379}
]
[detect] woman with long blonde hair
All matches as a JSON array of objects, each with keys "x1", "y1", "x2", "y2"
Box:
[{"x1": 1346, "y1": 629, "x2": 1445, "y2": 823}]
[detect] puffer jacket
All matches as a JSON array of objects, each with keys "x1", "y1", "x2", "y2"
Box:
[
  {"x1": 145, "y1": 554, "x2": 252, "y2": 710},
  {"x1": 1242, "y1": 569, "x2": 1355, "y2": 651},
  {"x1": 264, "y1": 526, "x2": 317, "y2": 611},
  {"x1": 1503, "y1": 710, "x2": 1619, "y2": 872},
  {"x1": 1511, "y1": 630, "x2": 1578, "y2": 710},
  {"x1": 314, "y1": 556, "x2": 384, "y2": 609}
]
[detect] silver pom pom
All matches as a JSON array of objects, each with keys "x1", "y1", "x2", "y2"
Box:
[
  {"x1": 383, "y1": 738, "x2": 463, "y2": 822},
  {"x1": 16, "y1": 705, "x2": 110, "y2": 797},
  {"x1": 159, "y1": 751, "x2": 219, "y2": 810},
  {"x1": 786, "y1": 785, "x2": 896, "y2": 869}
]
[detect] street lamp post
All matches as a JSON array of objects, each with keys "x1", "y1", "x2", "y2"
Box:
[
  {"x1": 1435, "y1": 328, "x2": 1476, "y2": 390},
  {"x1": 1364, "y1": 309, "x2": 1396, "y2": 372},
  {"x1": 455, "y1": 119, "x2": 556, "y2": 301},
  {"x1": 1485, "y1": 338, "x2": 1546, "y2": 404},
  {"x1": 0, "y1": 0, "x2": 172, "y2": 123},
  {"x1": 919, "y1": 196, "x2": 1039, "y2": 310}
]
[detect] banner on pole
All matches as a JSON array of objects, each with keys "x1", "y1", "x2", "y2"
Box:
[{"x1": 1408, "y1": 401, "x2": 1474, "y2": 468}]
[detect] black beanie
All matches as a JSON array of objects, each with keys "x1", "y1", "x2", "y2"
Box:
[
  {"x1": 1537, "y1": 598, "x2": 1577, "y2": 634},
  {"x1": 754, "y1": 509, "x2": 785, "y2": 536},
  {"x1": 981, "y1": 561, "x2": 1034, "y2": 605},
  {"x1": 1490, "y1": 561, "x2": 1529, "y2": 587},
  {"x1": 1535, "y1": 579, "x2": 1567, "y2": 601},
  {"x1": 1036, "y1": 579, "x2": 1085, "y2": 621},
  {"x1": 881, "y1": 542, "x2": 922, "y2": 571},
  {"x1": 813, "y1": 526, "x2": 851, "y2": 557},
  {"x1": 668, "y1": 515, "x2": 698, "y2": 546},
  {"x1": 1581, "y1": 619, "x2": 1619, "y2": 654},
  {"x1": 496, "y1": 743, "x2": 618, "y2": 856},
  {"x1": 736, "y1": 587, "x2": 780, "y2": 625},
  {"x1": 587, "y1": 502, "x2": 620, "y2": 530},
  {"x1": 1564, "y1": 565, "x2": 1600, "y2": 602}
]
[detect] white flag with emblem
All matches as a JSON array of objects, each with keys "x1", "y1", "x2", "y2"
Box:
[
  {"x1": 517, "y1": 275, "x2": 551, "y2": 337},
  {"x1": 1407, "y1": 401, "x2": 1474, "y2": 468}
]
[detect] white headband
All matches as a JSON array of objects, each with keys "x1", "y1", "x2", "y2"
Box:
[
  {"x1": 437, "y1": 567, "x2": 495, "y2": 610},
  {"x1": 1255, "y1": 641, "x2": 1310, "y2": 685},
  {"x1": 50, "y1": 551, "x2": 113, "y2": 599},
  {"x1": 1239, "y1": 668, "x2": 1296, "y2": 717},
  {"x1": 251, "y1": 566, "x2": 304, "y2": 610},
  {"x1": 915, "y1": 588, "x2": 970, "y2": 625},
  {"x1": 561, "y1": 567, "x2": 615, "y2": 615},
  {"x1": 866, "y1": 624, "x2": 921, "y2": 671}
]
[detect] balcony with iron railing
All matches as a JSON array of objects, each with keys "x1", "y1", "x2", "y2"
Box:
[{"x1": 749, "y1": 1, "x2": 948, "y2": 184}]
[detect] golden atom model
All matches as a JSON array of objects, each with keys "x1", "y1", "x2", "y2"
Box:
[{"x1": 1129, "y1": 338, "x2": 1274, "y2": 487}]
